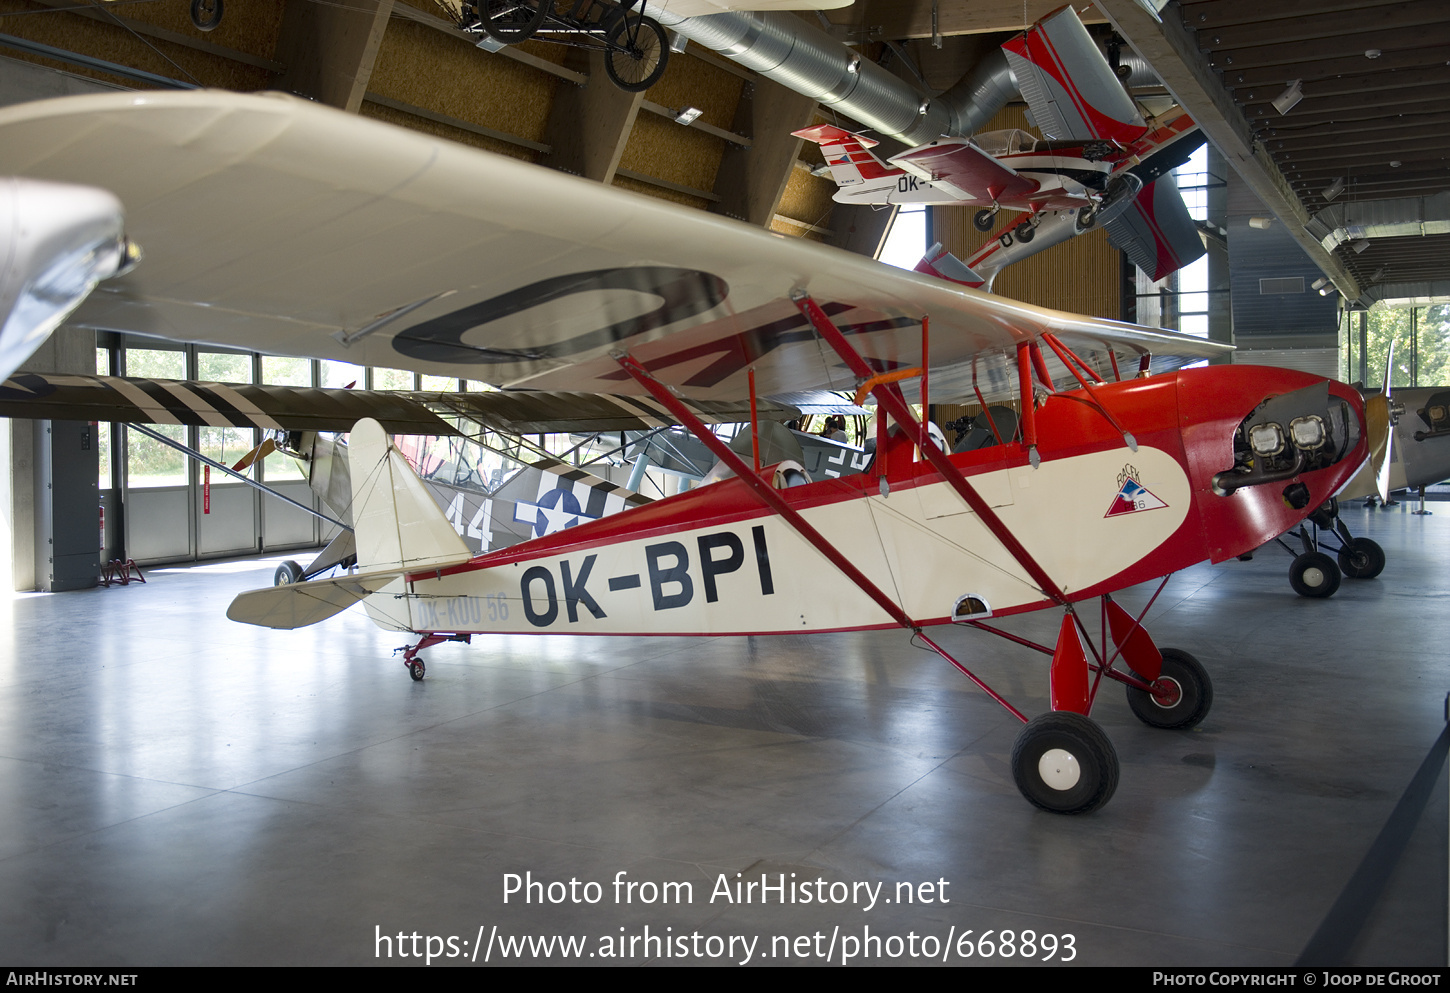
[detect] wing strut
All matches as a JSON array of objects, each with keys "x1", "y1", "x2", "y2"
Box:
[{"x1": 791, "y1": 292, "x2": 1069, "y2": 607}]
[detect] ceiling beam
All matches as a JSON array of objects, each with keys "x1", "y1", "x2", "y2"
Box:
[{"x1": 1095, "y1": 0, "x2": 1361, "y2": 301}]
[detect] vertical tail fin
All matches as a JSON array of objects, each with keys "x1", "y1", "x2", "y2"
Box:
[
  {"x1": 792, "y1": 124, "x2": 900, "y2": 186},
  {"x1": 915, "y1": 242, "x2": 985, "y2": 288},
  {"x1": 349, "y1": 418, "x2": 471, "y2": 573}
]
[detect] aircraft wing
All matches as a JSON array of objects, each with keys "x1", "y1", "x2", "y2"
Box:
[
  {"x1": 0, "y1": 373, "x2": 800, "y2": 434},
  {"x1": 889, "y1": 141, "x2": 1038, "y2": 206},
  {"x1": 1104, "y1": 174, "x2": 1208, "y2": 282},
  {"x1": 1000, "y1": 6, "x2": 1146, "y2": 143},
  {"x1": 0, "y1": 91, "x2": 1227, "y2": 405}
]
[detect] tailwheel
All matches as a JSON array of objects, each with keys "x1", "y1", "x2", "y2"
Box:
[
  {"x1": 1126, "y1": 648, "x2": 1212, "y2": 730},
  {"x1": 1289, "y1": 551, "x2": 1341, "y2": 598},
  {"x1": 406, "y1": 659, "x2": 426, "y2": 681},
  {"x1": 1337, "y1": 537, "x2": 1386, "y2": 579},
  {"x1": 1011, "y1": 711, "x2": 1119, "y2": 814}
]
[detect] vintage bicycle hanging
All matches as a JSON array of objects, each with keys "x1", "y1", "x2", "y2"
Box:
[{"x1": 446, "y1": 0, "x2": 669, "y2": 92}]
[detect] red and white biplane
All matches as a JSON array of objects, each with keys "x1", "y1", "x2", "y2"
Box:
[{"x1": 0, "y1": 90, "x2": 1384, "y2": 814}]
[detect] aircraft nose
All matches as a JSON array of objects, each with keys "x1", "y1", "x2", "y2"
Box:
[{"x1": 1211, "y1": 377, "x2": 1363, "y2": 505}]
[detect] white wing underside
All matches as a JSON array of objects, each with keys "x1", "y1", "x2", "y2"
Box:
[{"x1": 0, "y1": 91, "x2": 1229, "y2": 403}]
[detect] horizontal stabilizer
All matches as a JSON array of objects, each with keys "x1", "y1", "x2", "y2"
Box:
[{"x1": 226, "y1": 567, "x2": 405, "y2": 629}]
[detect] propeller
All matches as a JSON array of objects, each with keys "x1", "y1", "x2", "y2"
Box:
[
  {"x1": 230, "y1": 436, "x2": 277, "y2": 475},
  {"x1": 1363, "y1": 340, "x2": 1399, "y2": 502}
]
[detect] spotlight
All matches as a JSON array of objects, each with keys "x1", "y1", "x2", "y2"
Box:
[
  {"x1": 1249, "y1": 216, "x2": 1274, "y2": 229},
  {"x1": 1351, "y1": 239, "x2": 1371, "y2": 254},
  {"x1": 673, "y1": 107, "x2": 703, "y2": 126},
  {"x1": 1311, "y1": 277, "x2": 1330, "y2": 291},
  {"x1": 1322, "y1": 177, "x2": 1345, "y2": 201},
  {"x1": 1271, "y1": 79, "x2": 1303, "y2": 115}
]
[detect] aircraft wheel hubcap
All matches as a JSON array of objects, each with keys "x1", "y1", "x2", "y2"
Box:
[
  {"x1": 1037, "y1": 748, "x2": 1081, "y2": 790},
  {"x1": 1303, "y1": 566, "x2": 1325, "y2": 587},
  {"x1": 1150, "y1": 676, "x2": 1183, "y2": 709}
]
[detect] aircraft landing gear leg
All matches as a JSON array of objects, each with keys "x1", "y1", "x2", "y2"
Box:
[
  {"x1": 394, "y1": 633, "x2": 471, "y2": 681},
  {"x1": 1413, "y1": 485, "x2": 1433, "y2": 515},
  {"x1": 1310, "y1": 497, "x2": 1386, "y2": 580}
]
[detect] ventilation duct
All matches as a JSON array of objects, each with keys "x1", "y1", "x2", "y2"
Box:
[
  {"x1": 1305, "y1": 193, "x2": 1450, "y2": 253},
  {"x1": 658, "y1": 11, "x2": 1018, "y2": 145}
]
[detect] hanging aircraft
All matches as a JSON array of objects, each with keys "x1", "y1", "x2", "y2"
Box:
[
  {"x1": 794, "y1": 5, "x2": 1206, "y2": 291},
  {"x1": 0, "y1": 90, "x2": 1389, "y2": 815},
  {"x1": 0, "y1": 177, "x2": 139, "y2": 380}
]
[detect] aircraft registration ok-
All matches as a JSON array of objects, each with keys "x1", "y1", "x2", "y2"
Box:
[{"x1": 0, "y1": 89, "x2": 1386, "y2": 814}]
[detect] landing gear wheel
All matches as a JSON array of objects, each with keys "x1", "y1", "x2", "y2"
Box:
[
  {"x1": 274, "y1": 560, "x2": 304, "y2": 586},
  {"x1": 481, "y1": 0, "x2": 546, "y2": 43},
  {"x1": 190, "y1": 0, "x2": 222, "y2": 31},
  {"x1": 973, "y1": 208, "x2": 996, "y2": 232},
  {"x1": 1337, "y1": 537, "x2": 1386, "y2": 579},
  {"x1": 407, "y1": 659, "x2": 426, "y2": 681},
  {"x1": 1075, "y1": 204, "x2": 1098, "y2": 230},
  {"x1": 604, "y1": 14, "x2": 668, "y2": 92},
  {"x1": 1289, "y1": 551, "x2": 1341, "y2": 598},
  {"x1": 1011, "y1": 711, "x2": 1119, "y2": 814},
  {"x1": 1014, "y1": 221, "x2": 1036, "y2": 243},
  {"x1": 1126, "y1": 648, "x2": 1213, "y2": 730}
]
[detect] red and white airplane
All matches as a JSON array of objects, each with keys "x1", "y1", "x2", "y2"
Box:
[
  {"x1": 795, "y1": 6, "x2": 1206, "y2": 290},
  {"x1": 0, "y1": 90, "x2": 1387, "y2": 815}
]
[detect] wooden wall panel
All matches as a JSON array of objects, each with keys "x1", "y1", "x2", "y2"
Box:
[
  {"x1": 370, "y1": 18, "x2": 557, "y2": 144},
  {"x1": 618, "y1": 113, "x2": 722, "y2": 194},
  {"x1": 360, "y1": 99, "x2": 536, "y2": 161},
  {"x1": 610, "y1": 174, "x2": 710, "y2": 211},
  {"x1": 0, "y1": 0, "x2": 271, "y2": 89},
  {"x1": 774, "y1": 160, "x2": 836, "y2": 235},
  {"x1": 113, "y1": 0, "x2": 288, "y2": 62}
]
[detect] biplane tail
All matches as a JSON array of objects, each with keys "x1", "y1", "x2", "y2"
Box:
[
  {"x1": 792, "y1": 124, "x2": 899, "y2": 187},
  {"x1": 226, "y1": 418, "x2": 471, "y2": 630}
]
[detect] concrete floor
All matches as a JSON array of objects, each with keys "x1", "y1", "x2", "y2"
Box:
[{"x1": 1, "y1": 503, "x2": 1446, "y2": 966}]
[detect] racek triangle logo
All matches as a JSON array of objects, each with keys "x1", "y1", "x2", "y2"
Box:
[{"x1": 1105, "y1": 464, "x2": 1168, "y2": 517}]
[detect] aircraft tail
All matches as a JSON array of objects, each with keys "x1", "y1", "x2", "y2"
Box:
[
  {"x1": 348, "y1": 417, "x2": 472, "y2": 573},
  {"x1": 225, "y1": 418, "x2": 471, "y2": 631},
  {"x1": 915, "y1": 243, "x2": 985, "y2": 289},
  {"x1": 792, "y1": 124, "x2": 900, "y2": 187}
]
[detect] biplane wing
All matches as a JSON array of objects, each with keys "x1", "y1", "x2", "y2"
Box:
[{"x1": 0, "y1": 91, "x2": 1228, "y2": 406}]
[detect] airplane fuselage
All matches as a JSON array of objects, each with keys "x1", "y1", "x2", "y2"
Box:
[{"x1": 366, "y1": 366, "x2": 1368, "y2": 639}]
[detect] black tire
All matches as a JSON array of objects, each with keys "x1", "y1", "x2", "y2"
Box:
[
  {"x1": 1126, "y1": 648, "x2": 1213, "y2": 730},
  {"x1": 973, "y1": 208, "x2": 996, "y2": 232},
  {"x1": 604, "y1": 14, "x2": 668, "y2": 93},
  {"x1": 190, "y1": 0, "x2": 222, "y2": 31},
  {"x1": 274, "y1": 560, "x2": 304, "y2": 586},
  {"x1": 481, "y1": 0, "x2": 547, "y2": 43},
  {"x1": 1289, "y1": 551, "x2": 1341, "y2": 598},
  {"x1": 407, "y1": 659, "x2": 426, "y2": 681},
  {"x1": 1338, "y1": 537, "x2": 1386, "y2": 579},
  {"x1": 1014, "y1": 221, "x2": 1035, "y2": 243},
  {"x1": 1011, "y1": 711, "x2": 1119, "y2": 814}
]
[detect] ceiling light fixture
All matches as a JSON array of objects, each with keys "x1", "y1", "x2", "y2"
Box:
[
  {"x1": 1249, "y1": 216, "x2": 1274, "y2": 229},
  {"x1": 1311, "y1": 277, "x2": 1330, "y2": 291},
  {"x1": 1271, "y1": 79, "x2": 1303, "y2": 115},
  {"x1": 673, "y1": 107, "x2": 703, "y2": 126},
  {"x1": 1322, "y1": 176, "x2": 1345, "y2": 201},
  {"x1": 1351, "y1": 239, "x2": 1372, "y2": 254}
]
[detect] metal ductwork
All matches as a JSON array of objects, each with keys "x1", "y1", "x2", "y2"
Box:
[
  {"x1": 1305, "y1": 193, "x2": 1450, "y2": 254},
  {"x1": 658, "y1": 10, "x2": 1018, "y2": 145}
]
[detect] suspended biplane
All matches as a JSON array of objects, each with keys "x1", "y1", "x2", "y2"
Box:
[{"x1": 0, "y1": 90, "x2": 1385, "y2": 814}]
